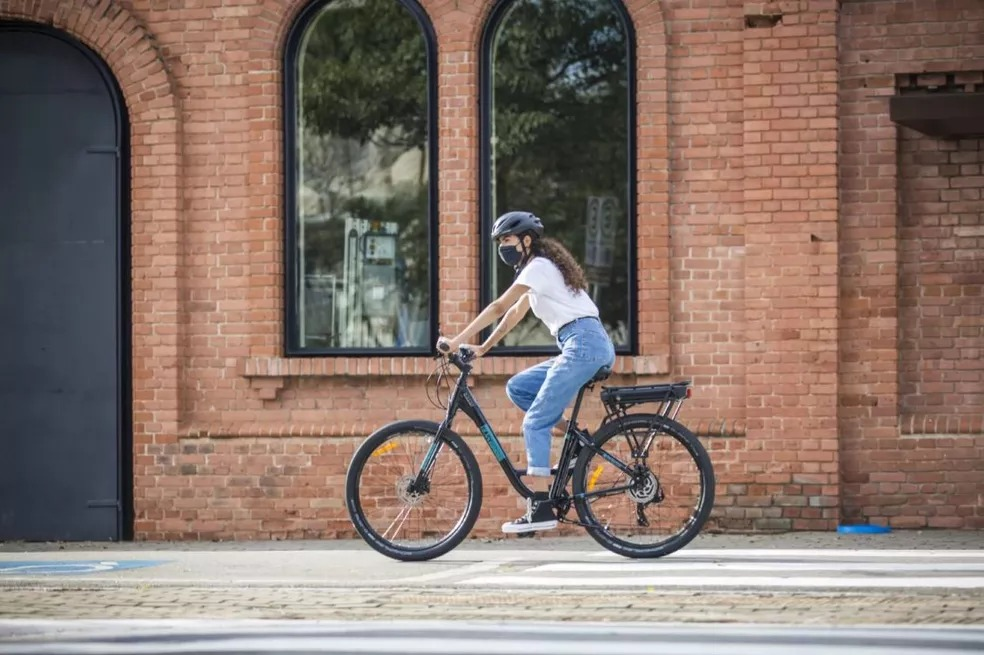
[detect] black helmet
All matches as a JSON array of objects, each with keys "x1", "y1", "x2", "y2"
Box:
[{"x1": 491, "y1": 211, "x2": 544, "y2": 240}]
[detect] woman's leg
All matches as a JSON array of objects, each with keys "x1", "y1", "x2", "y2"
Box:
[
  {"x1": 522, "y1": 354, "x2": 609, "y2": 477},
  {"x1": 505, "y1": 359, "x2": 556, "y2": 491},
  {"x1": 524, "y1": 320, "x2": 615, "y2": 477},
  {"x1": 501, "y1": 351, "x2": 610, "y2": 534},
  {"x1": 505, "y1": 358, "x2": 555, "y2": 412},
  {"x1": 501, "y1": 323, "x2": 615, "y2": 534}
]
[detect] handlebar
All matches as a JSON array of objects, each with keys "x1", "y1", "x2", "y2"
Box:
[{"x1": 436, "y1": 343, "x2": 476, "y2": 368}]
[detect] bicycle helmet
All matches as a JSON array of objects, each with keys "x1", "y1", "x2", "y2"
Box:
[{"x1": 491, "y1": 211, "x2": 544, "y2": 240}]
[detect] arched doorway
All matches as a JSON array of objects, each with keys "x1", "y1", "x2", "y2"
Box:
[{"x1": 0, "y1": 23, "x2": 130, "y2": 541}]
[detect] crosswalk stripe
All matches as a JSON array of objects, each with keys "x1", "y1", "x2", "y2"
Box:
[
  {"x1": 591, "y1": 549, "x2": 984, "y2": 558},
  {"x1": 458, "y1": 575, "x2": 984, "y2": 589},
  {"x1": 532, "y1": 561, "x2": 984, "y2": 573}
]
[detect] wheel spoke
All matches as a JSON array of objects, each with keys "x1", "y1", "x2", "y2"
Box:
[
  {"x1": 574, "y1": 415, "x2": 714, "y2": 558},
  {"x1": 346, "y1": 425, "x2": 480, "y2": 561},
  {"x1": 382, "y1": 504, "x2": 413, "y2": 541}
]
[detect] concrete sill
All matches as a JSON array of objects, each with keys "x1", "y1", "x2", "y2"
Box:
[{"x1": 238, "y1": 354, "x2": 670, "y2": 380}]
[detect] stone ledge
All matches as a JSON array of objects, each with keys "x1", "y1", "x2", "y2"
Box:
[
  {"x1": 239, "y1": 354, "x2": 670, "y2": 379},
  {"x1": 181, "y1": 422, "x2": 526, "y2": 439},
  {"x1": 181, "y1": 416, "x2": 744, "y2": 440}
]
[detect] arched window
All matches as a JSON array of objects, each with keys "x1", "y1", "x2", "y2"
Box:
[
  {"x1": 284, "y1": 0, "x2": 437, "y2": 354},
  {"x1": 481, "y1": 0, "x2": 635, "y2": 351}
]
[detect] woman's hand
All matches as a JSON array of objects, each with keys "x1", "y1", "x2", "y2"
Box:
[
  {"x1": 436, "y1": 336, "x2": 459, "y2": 354},
  {"x1": 459, "y1": 343, "x2": 488, "y2": 358}
]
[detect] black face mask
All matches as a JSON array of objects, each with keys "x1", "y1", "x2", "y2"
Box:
[{"x1": 498, "y1": 243, "x2": 525, "y2": 268}]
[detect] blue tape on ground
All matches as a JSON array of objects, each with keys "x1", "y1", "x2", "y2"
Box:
[
  {"x1": 0, "y1": 560, "x2": 168, "y2": 575},
  {"x1": 837, "y1": 524, "x2": 892, "y2": 534}
]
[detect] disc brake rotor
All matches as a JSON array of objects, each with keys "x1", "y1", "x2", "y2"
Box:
[{"x1": 396, "y1": 474, "x2": 427, "y2": 507}]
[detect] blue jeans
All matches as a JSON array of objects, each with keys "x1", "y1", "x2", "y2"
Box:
[{"x1": 505, "y1": 317, "x2": 616, "y2": 476}]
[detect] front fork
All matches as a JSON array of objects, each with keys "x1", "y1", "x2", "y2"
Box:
[{"x1": 412, "y1": 420, "x2": 452, "y2": 493}]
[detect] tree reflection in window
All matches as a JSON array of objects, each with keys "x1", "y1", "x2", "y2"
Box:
[
  {"x1": 287, "y1": 0, "x2": 435, "y2": 353},
  {"x1": 484, "y1": 0, "x2": 633, "y2": 350}
]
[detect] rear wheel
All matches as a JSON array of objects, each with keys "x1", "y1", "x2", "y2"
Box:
[
  {"x1": 572, "y1": 414, "x2": 714, "y2": 558},
  {"x1": 345, "y1": 420, "x2": 482, "y2": 561}
]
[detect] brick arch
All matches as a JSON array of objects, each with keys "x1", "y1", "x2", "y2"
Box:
[
  {"x1": 0, "y1": 3, "x2": 183, "y2": 438},
  {"x1": 622, "y1": 0, "x2": 670, "y2": 363}
]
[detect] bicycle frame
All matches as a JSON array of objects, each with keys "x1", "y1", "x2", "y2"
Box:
[{"x1": 415, "y1": 352, "x2": 638, "y2": 505}]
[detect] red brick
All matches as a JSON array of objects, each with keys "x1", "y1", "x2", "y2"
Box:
[
  {"x1": 1, "y1": 0, "x2": 980, "y2": 539},
  {"x1": 838, "y1": 0, "x2": 984, "y2": 530}
]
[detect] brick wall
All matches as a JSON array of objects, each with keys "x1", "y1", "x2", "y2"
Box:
[
  {"x1": 738, "y1": 0, "x2": 841, "y2": 530},
  {"x1": 0, "y1": 0, "x2": 980, "y2": 540},
  {"x1": 899, "y1": 127, "x2": 983, "y2": 424},
  {"x1": 838, "y1": 0, "x2": 984, "y2": 529},
  {"x1": 664, "y1": 0, "x2": 749, "y2": 526}
]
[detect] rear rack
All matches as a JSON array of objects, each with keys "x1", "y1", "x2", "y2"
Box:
[{"x1": 600, "y1": 380, "x2": 692, "y2": 424}]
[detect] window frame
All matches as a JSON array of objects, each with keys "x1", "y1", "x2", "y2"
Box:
[
  {"x1": 282, "y1": 0, "x2": 440, "y2": 357},
  {"x1": 478, "y1": 0, "x2": 638, "y2": 356}
]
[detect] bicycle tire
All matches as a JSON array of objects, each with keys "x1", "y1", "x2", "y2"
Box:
[
  {"x1": 572, "y1": 414, "x2": 715, "y2": 558},
  {"x1": 345, "y1": 419, "x2": 483, "y2": 562}
]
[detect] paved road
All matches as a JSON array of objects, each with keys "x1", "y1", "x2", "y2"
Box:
[
  {"x1": 3, "y1": 546, "x2": 984, "y2": 590},
  {"x1": 1, "y1": 621, "x2": 983, "y2": 655},
  {"x1": 0, "y1": 533, "x2": 982, "y2": 625}
]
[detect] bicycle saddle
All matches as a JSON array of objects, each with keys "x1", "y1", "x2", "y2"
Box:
[{"x1": 590, "y1": 365, "x2": 612, "y2": 383}]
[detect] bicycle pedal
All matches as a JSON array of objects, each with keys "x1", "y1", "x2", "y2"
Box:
[{"x1": 515, "y1": 531, "x2": 536, "y2": 539}]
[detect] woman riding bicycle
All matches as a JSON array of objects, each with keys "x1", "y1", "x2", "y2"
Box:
[{"x1": 437, "y1": 211, "x2": 616, "y2": 534}]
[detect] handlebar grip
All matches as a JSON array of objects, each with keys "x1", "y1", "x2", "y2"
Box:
[{"x1": 437, "y1": 341, "x2": 450, "y2": 353}]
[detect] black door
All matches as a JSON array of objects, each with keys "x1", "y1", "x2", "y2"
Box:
[{"x1": 0, "y1": 25, "x2": 128, "y2": 540}]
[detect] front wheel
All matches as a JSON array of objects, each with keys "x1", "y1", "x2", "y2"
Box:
[
  {"x1": 345, "y1": 420, "x2": 483, "y2": 561},
  {"x1": 572, "y1": 414, "x2": 715, "y2": 558}
]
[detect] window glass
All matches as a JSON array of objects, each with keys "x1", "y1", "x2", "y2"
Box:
[
  {"x1": 288, "y1": 0, "x2": 433, "y2": 352},
  {"x1": 485, "y1": 0, "x2": 632, "y2": 349}
]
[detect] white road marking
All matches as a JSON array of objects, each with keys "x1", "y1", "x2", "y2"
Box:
[
  {"x1": 460, "y1": 549, "x2": 984, "y2": 589},
  {"x1": 458, "y1": 575, "x2": 984, "y2": 589},
  {"x1": 533, "y1": 561, "x2": 984, "y2": 573},
  {"x1": 591, "y1": 549, "x2": 984, "y2": 558},
  {"x1": 395, "y1": 558, "x2": 521, "y2": 583}
]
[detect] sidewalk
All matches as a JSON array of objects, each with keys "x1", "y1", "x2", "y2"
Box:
[
  {"x1": 0, "y1": 531, "x2": 981, "y2": 586},
  {"x1": 1, "y1": 531, "x2": 981, "y2": 624}
]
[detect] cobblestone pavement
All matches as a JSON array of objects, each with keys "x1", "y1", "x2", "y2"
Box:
[{"x1": 0, "y1": 585, "x2": 982, "y2": 624}]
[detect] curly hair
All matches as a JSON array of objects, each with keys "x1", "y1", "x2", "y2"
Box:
[{"x1": 528, "y1": 236, "x2": 588, "y2": 293}]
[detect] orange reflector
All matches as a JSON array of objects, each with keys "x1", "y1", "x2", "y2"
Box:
[
  {"x1": 587, "y1": 465, "x2": 604, "y2": 492},
  {"x1": 371, "y1": 441, "x2": 399, "y2": 457}
]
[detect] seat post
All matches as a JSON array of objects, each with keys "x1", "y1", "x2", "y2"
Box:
[{"x1": 567, "y1": 384, "x2": 589, "y2": 431}]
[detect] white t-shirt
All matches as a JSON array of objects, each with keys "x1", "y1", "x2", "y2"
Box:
[{"x1": 514, "y1": 257, "x2": 600, "y2": 336}]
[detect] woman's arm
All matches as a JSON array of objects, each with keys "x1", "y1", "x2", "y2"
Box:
[
  {"x1": 470, "y1": 293, "x2": 530, "y2": 356},
  {"x1": 438, "y1": 281, "x2": 530, "y2": 352}
]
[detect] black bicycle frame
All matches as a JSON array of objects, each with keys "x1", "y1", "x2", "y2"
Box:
[{"x1": 416, "y1": 354, "x2": 637, "y2": 503}]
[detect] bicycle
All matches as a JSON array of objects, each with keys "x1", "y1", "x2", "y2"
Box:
[{"x1": 345, "y1": 346, "x2": 715, "y2": 561}]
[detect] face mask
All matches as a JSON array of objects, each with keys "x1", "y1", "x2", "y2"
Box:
[{"x1": 498, "y1": 243, "x2": 525, "y2": 268}]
